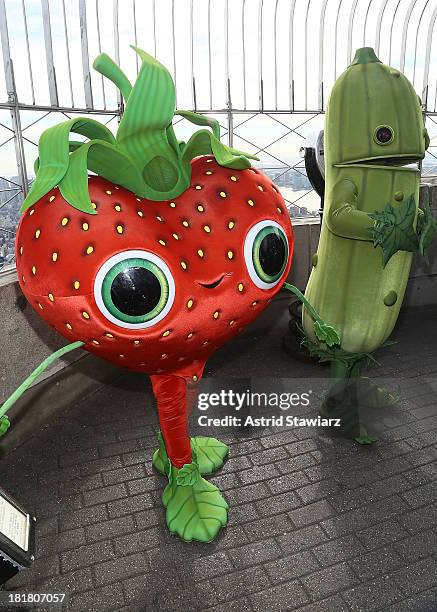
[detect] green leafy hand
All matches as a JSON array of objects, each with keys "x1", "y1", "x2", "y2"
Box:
[
  {"x1": 369, "y1": 195, "x2": 419, "y2": 267},
  {"x1": 314, "y1": 321, "x2": 341, "y2": 348}
]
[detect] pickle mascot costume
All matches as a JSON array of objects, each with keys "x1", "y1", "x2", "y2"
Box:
[
  {"x1": 0, "y1": 47, "x2": 338, "y2": 542},
  {"x1": 303, "y1": 47, "x2": 435, "y2": 444}
]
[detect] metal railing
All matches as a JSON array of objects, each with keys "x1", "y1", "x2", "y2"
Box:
[{"x1": 1, "y1": 0, "x2": 437, "y2": 273}]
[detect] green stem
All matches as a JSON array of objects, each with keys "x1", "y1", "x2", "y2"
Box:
[
  {"x1": 0, "y1": 341, "x2": 84, "y2": 419},
  {"x1": 93, "y1": 53, "x2": 132, "y2": 102},
  {"x1": 283, "y1": 282, "x2": 321, "y2": 323}
]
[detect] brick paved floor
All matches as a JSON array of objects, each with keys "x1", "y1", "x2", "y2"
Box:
[{"x1": 1, "y1": 305, "x2": 437, "y2": 611}]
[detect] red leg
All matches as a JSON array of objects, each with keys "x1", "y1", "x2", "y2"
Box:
[{"x1": 150, "y1": 374, "x2": 192, "y2": 468}]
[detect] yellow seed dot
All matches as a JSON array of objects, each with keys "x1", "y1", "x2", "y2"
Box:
[
  {"x1": 91, "y1": 202, "x2": 97, "y2": 210},
  {"x1": 37, "y1": 302, "x2": 43, "y2": 310},
  {"x1": 48, "y1": 293, "x2": 55, "y2": 302},
  {"x1": 29, "y1": 209, "x2": 35, "y2": 216},
  {"x1": 169, "y1": 202, "x2": 176, "y2": 208},
  {"x1": 193, "y1": 375, "x2": 198, "y2": 382},
  {"x1": 161, "y1": 353, "x2": 167, "y2": 359},
  {"x1": 195, "y1": 185, "x2": 202, "y2": 190},
  {"x1": 137, "y1": 210, "x2": 144, "y2": 217},
  {"x1": 220, "y1": 191, "x2": 227, "y2": 198},
  {"x1": 206, "y1": 159, "x2": 213, "y2": 163},
  {"x1": 35, "y1": 229, "x2": 41, "y2": 239},
  {"x1": 252, "y1": 301, "x2": 258, "y2": 306},
  {"x1": 182, "y1": 220, "x2": 190, "y2": 228},
  {"x1": 227, "y1": 250, "x2": 234, "y2": 260},
  {"x1": 228, "y1": 220, "x2": 235, "y2": 229},
  {"x1": 73, "y1": 281, "x2": 80, "y2": 290},
  {"x1": 92, "y1": 340, "x2": 100, "y2": 346},
  {"x1": 230, "y1": 176, "x2": 237, "y2": 182},
  {"x1": 66, "y1": 323, "x2": 72, "y2": 330},
  {"x1": 133, "y1": 340, "x2": 140, "y2": 345},
  {"x1": 116, "y1": 225, "x2": 124, "y2": 234},
  {"x1": 203, "y1": 341, "x2": 209, "y2": 346},
  {"x1": 82, "y1": 311, "x2": 90, "y2": 319},
  {"x1": 61, "y1": 217, "x2": 69, "y2": 226},
  {"x1": 238, "y1": 283, "x2": 244, "y2": 292},
  {"x1": 229, "y1": 320, "x2": 235, "y2": 326},
  {"x1": 197, "y1": 249, "x2": 204, "y2": 258},
  {"x1": 119, "y1": 354, "x2": 125, "y2": 359},
  {"x1": 187, "y1": 332, "x2": 193, "y2": 339},
  {"x1": 213, "y1": 311, "x2": 220, "y2": 319},
  {"x1": 187, "y1": 299, "x2": 194, "y2": 309},
  {"x1": 273, "y1": 186, "x2": 278, "y2": 193},
  {"x1": 277, "y1": 207, "x2": 283, "y2": 214},
  {"x1": 114, "y1": 204, "x2": 122, "y2": 212},
  {"x1": 203, "y1": 225, "x2": 211, "y2": 233},
  {"x1": 136, "y1": 197, "x2": 141, "y2": 201},
  {"x1": 19, "y1": 246, "x2": 23, "y2": 255},
  {"x1": 172, "y1": 233, "x2": 179, "y2": 240},
  {"x1": 49, "y1": 195, "x2": 55, "y2": 202},
  {"x1": 82, "y1": 222, "x2": 89, "y2": 231},
  {"x1": 181, "y1": 261, "x2": 187, "y2": 270},
  {"x1": 197, "y1": 204, "x2": 204, "y2": 212},
  {"x1": 258, "y1": 185, "x2": 264, "y2": 191},
  {"x1": 159, "y1": 239, "x2": 166, "y2": 246},
  {"x1": 205, "y1": 171, "x2": 213, "y2": 175},
  {"x1": 22, "y1": 275, "x2": 25, "y2": 283},
  {"x1": 162, "y1": 330, "x2": 171, "y2": 337},
  {"x1": 52, "y1": 252, "x2": 58, "y2": 262},
  {"x1": 105, "y1": 190, "x2": 112, "y2": 195},
  {"x1": 156, "y1": 215, "x2": 163, "y2": 222},
  {"x1": 105, "y1": 333, "x2": 114, "y2": 338},
  {"x1": 247, "y1": 199, "x2": 255, "y2": 206},
  {"x1": 32, "y1": 266, "x2": 37, "y2": 275},
  {"x1": 86, "y1": 246, "x2": 94, "y2": 255}
]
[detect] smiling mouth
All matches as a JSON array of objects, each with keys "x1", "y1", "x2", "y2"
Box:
[{"x1": 198, "y1": 274, "x2": 226, "y2": 289}]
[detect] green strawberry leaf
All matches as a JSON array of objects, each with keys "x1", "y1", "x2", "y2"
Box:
[
  {"x1": 21, "y1": 118, "x2": 115, "y2": 212},
  {"x1": 314, "y1": 321, "x2": 341, "y2": 348},
  {"x1": 176, "y1": 462, "x2": 201, "y2": 486},
  {"x1": 59, "y1": 139, "x2": 145, "y2": 213},
  {"x1": 0, "y1": 416, "x2": 10, "y2": 437},
  {"x1": 369, "y1": 195, "x2": 419, "y2": 267}
]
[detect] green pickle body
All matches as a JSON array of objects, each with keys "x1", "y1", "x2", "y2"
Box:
[{"x1": 303, "y1": 48, "x2": 427, "y2": 354}]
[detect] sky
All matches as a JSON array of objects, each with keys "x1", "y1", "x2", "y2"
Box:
[{"x1": 0, "y1": 0, "x2": 437, "y2": 179}]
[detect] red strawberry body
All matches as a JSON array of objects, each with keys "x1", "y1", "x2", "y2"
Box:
[{"x1": 16, "y1": 157, "x2": 293, "y2": 381}]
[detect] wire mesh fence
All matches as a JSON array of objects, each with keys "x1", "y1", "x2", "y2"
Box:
[{"x1": 1, "y1": 0, "x2": 437, "y2": 272}]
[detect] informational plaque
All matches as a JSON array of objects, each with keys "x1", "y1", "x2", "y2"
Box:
[{"x1": 0, "y1": 496, "x2": 29, "y2": 551}]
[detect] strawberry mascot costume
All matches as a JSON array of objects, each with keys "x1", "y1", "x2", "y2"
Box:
[{"x1": 1, "y1": 48, "x2": 338, "y2": 542}]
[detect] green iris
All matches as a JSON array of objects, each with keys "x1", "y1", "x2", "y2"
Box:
[
  {"x1": 101, "y1": 257, "x2": 169, "y2": 324},
  {"x1": 252, "y1": 226, "x2": 288, "y2": 283}
]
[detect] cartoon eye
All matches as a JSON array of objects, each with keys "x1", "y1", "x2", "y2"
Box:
[
  {"x1": 94, "y1": 250, "x2": 175, "y2": 329},
  {"x1": 244, "y1": 220, "x2": 289, "y2": 289},
  {"x1": 374, "y1": 125, "x2": 394, "y2": 145}
]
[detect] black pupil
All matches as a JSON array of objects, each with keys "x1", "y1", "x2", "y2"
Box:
[
  {"x1": 376, "y1": 127, "x2": 392, "y2": 143},
  {"x1": 259, "y1": 232, "x2": 286, "y2": 277},
  {"x1": 111, "y1": 267, "x2": 161, "y2": 317}
]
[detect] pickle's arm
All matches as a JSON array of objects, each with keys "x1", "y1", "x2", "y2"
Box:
[
  {"x1": 0, "y1": 341, "x2": 84, "y2": 437},
  {"x1": 325, "y1": 178, "x2": 374, "y2": 241}
]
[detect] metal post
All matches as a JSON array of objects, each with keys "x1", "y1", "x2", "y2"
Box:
[{"x1": 0, "y1": 0, "x2": 28, "y2": 196}]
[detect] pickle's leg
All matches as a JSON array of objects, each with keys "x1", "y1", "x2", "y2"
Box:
[{"x1": 321, "y1": 360, "x2": 378, "y2": 445}]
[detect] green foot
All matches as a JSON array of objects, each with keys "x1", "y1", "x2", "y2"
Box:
[
  {"x1": 152, "y1": 433, "x2": 229, "y2": 475},
  {"x1": 163, "y1": 461, "x2": 228, "y2": 543},
  {"x1": 357, "y1": 377, "x2": 398, "y2": 409},
  {"x1": 354, "y1": 435, "x2": 378, "y2": 445}
]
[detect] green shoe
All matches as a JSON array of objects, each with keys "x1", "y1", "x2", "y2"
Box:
[
  {"x1": 163, "y1": 459, "x2": 228, "y2": 543},
  {"x1": 357, "y1": 377, "x2": 399, "y2": 409},
  {"x1": 152, "y1": 432, "x2": 229, "y2": 475}
]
